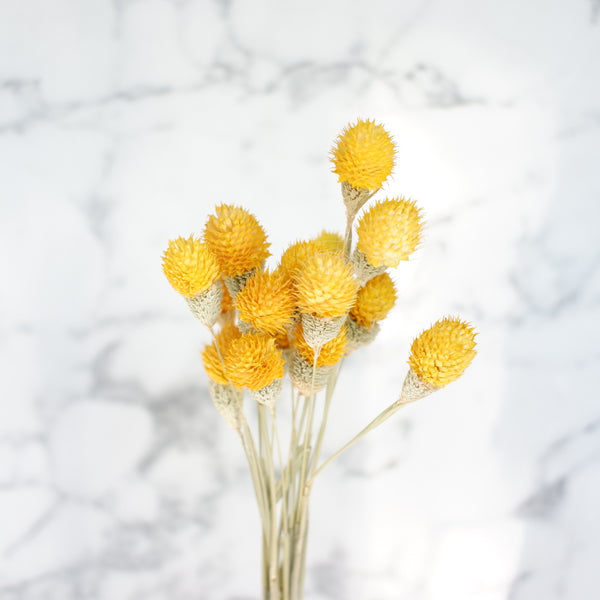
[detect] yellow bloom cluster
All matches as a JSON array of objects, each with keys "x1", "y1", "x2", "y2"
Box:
[
  {"x1": 164, "y1": 118, "x2": 476, "y2": 404},
  {"x1": 163, "y1": 118, "x2": 478, "y2": 600}
]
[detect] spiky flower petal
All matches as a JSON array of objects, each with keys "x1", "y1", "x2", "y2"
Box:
[
  {"x1": 162, "y1": 236, "x2": 220, "y2": 297},
  {"x1": 357, "y1": 198, "x2": 423, "y2": 268},
  {"x1": 408, "y1": 317, "x2": 477, "y2": 388},
  {"x1": 204, "y1": 204, "x2": 270, "y2": 277},
  {"x1": 331, "y1": 119, "x2": 396, "y2": 190},
  {"x1": 349, "y1": 273, "x2": 397, "y2": 328},
  {"x1": 202, "y1": 322, "x2": 243, "y2": 385},
  {"x1": 235, "y1": 270, "x2": 297, "y2": 335},
  {"x1": 293, "y1": 253, "x2": 358, "y2": 319},
  {"x1": 294, "y1": 323, "x2": 347, "y2": 367},
  {"x1": 225, "y1": 333, "x2": 285, "y2": 390}
]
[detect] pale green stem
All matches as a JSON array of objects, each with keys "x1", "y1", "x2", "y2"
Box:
[
  {"x1": 294, "y1": 361, "x2": 343, "y2": 597},
  {"x1": 271, "y1": 406, "x2": 290, "y2": 600},
  {"x1": 309, "y1": 397, "x2": 416, "y2": 485},
  {"x1": 238, "y1": 420, "x2": 270, "y2": 544},
  {"x1": 290, "y1": 353, "x2": 319, "y2": 600},
  {"x1": 310, "y1": 359, "x2": 343, "y2": 476},
  {"x1": 259, "y1": 404, "x2": 280, "y2": 600}
]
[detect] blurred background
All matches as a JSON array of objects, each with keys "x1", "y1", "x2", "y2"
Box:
[{"x1": 1, "y1": 1, "x2": 599, "y2": 598}]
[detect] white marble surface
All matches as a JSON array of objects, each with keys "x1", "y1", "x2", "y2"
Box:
[{"x1": 1, "y1": 1, "x2": 600, "y2": 598}]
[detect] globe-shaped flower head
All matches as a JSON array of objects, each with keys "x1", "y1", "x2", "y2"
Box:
[
  {"x1": 224, "y1": 333, "x2": 285, "y2": 391},
  {"x1": 162, "y1": 236, "x2": 220, "y2": 297},
  {"x1": 331, "y1": 119, "x2": 396, "y2": 190},
  {"x1": 204, "y1": 204, "x2": 270, "y2": 277},
  {"x1": 357, "y1": 198, "x2": 423, "y2": 268},
  {"x1": 235, "y1": 269, "x2": 297, "y2": 335},
  {"x1": 349, "y1": 273, "x2": 397, "y2": 328},
  {"x1": 408, "y1": 317, "x2": 477, "y2": 388},
  {"x1": 293, "y1": 252, "x2": 358, "y2": 319}
]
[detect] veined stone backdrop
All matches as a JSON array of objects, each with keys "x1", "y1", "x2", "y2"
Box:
[{"x1": 1, "y1": 1, "x2": 599, "y2": 599}]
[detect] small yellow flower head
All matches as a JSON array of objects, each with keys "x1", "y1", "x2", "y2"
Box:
[
  {"x1": 203, "y1": 204, "x2": 270, "y2": 277},
  {"x1": 357, "y1": 198, "x2": 423, "y2": 268},
  {"x1": 235, "y1": 270, "x2": 297, "y2": 335},
  {"x1": 202, "y1": 322, "x2": 243, "y2": 385},
  {"x1": 408, "y1": 317, "x2": 477, "y2": 388},
  {"x1": 162, "y1": 236, "x2": 220, "y2": 297},
  {"x1": 331, "y1": 119, "x2": 396, "y2": 190},
  {"x1": 225, "y1": 333, "x2": 285, "y2": 390},
  {"x1": 349, "y1": 273, "x2": 397, "y2": 328},
  {"x1": 279, "y1": 240, "x2": 320, "y2": 279},
  {"x1": 293, "y1": 252, "x2": 358, "y2": 318},
  {"x1": 294, "y1": 323, "x2": 347, "y2": 367},
  {"x1": 280, "y1": 235, "x2": 342, "y2": 281},
  {"x1": 312, "y1": 231, "x2": 344, "y2": 254}
]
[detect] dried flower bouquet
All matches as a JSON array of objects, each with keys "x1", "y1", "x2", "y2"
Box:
[{"x1": 162, "y1": 119, "x2": 477, "y2": 600}]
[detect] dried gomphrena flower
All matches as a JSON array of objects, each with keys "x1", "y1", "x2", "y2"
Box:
[
  {"x1": 408, "y1": 317, "x2": 477, "y2": 388},
  {"x1": 224, "y1": 333, "x2": 285, "y2": 391},
  {"x1": 203, "y1": 204, "x2": 270, "y2": 278},
  {"x1": 356, "y1": 197, "x2": 423, "y2": 268},
  {"x1": 235, "y1": 270, "x2": 297, "y2": 336},
  {"x1": 293, "y1": 252, "x2": 358, "y2": 319},
  {"x1": 279, "y1": 240, "x2": 321, "y2": 280},
  {"x1": 331, "y1": 119, "x2": 396, "y2": 191},
  {"x1": 162, "y1": 236, "x2": 220, "y2": 297},
  {"x1": 349, "y1": 273, "x2": 397, "y2": 328}
]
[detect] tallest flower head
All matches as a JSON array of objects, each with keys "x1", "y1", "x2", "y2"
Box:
[{"x1": 331, "y1": 119, "x2": 396, "y2": 190}]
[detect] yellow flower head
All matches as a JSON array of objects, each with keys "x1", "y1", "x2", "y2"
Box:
[
  {"x1": 294, "y1": 323, "x2": 347, "y2": 367},
  {"x1": 408, "y1": 317, "x2": 477, "y2": 388},
  {"x1": 349, "y1": 273, "x2": 397, "y2": 328},
  {"x1": 331, "y1": 119, "x2": 396, "y2": 190},
  {"x1": 203, "y1": 204, "x2": 270, "y2": 277},
  {"x1": 162, "y1": 236, "x2": 221, "y2": 298},
  {"x1": 235, "y1": 269, "x2": 297, "y2": 335},
  {"x1": 279, "y1": 240, "x2": 320, "y2": 279},
  {"x1": 293, "y1": 252, "x2": 358, "y2": 318},
  {"x1": 202, "y1": 322, "x2": 243, "y2": 385},
  {"x1": 312, "y1": 231, "x2": 344, "y2": 254},
  {"x1": 357, "y1": 197, "x2": 423, "y2": 268},
  {"x1": 225, "y1": 333, "x2": 285, "y2": 390}
]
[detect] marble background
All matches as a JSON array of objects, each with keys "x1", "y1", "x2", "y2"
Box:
[{"x1": 1, "y1": 1, "x2": 600, "y2": 598}]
